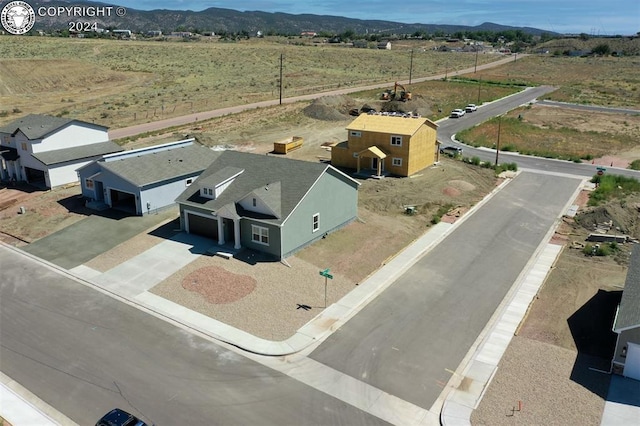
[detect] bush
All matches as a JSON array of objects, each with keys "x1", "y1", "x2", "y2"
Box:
[
  {"x1": 470, "y1": 156, "x2": 481, "y2": 166},
  {"x1": 629, "y1": 159, "x2": 640, "y2": 170},
  {"x1": 589, "y1": 174, "x2": 640, "y2": 206}
]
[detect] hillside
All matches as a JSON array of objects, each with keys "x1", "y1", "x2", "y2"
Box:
[{"x1": 28, "y1": 0, "x2": 555, "y2": 36}]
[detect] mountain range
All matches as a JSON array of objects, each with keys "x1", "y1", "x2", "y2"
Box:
[{"x1": 29, "y1": 0, "x2": 555, "y2": 36}]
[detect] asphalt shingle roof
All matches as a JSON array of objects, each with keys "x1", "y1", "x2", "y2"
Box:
[
  {"x1": 100, "y1": 143, "x2": 221, "y2": 187},
  {"x1": 614, "y1": 245, "x2": 640, "y2": 331},
  {"x1": 0, "y1": 114, "x2": 107, "y2": 140},
  {"x1": 31, "y1": 141, "x2": 123, "y2": 165},
  {"x1": 176, "y1": 151, "x2": 331, "y2": 225}
]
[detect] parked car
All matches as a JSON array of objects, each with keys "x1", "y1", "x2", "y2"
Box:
[
  {"x1": 96, "y1": 408, "x2": 151, "y2": 426},
  {"x1": 465, "y1": 104, "x2": 478, "y2": 112},
  {"x1": 440, "y1": 146, "x2": 463, "y2": 156},
  {"x1": 450, "y1": 109, "x2": 466, "y2": 118}
]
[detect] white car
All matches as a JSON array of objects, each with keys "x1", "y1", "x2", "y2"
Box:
[
  {"x1": 450, "y1": 109, "x2": 466, "y2": 118},
  {"x1": 465, "y1": 104, "x2": 478, "y2": 112}
]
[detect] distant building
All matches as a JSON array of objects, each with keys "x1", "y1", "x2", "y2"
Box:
[
  {"x1": 300, "y1": 31, "x2": 317, "y2": 37},
  {"x1": 377, "y1": 41, "x2": 391, "y2": 50},
  {"x1": 112, "y1": 29, "x2": 132, "y2": 39},
  {"x1": 146, "y1": 30, "x2": 162, "y2": 37}
]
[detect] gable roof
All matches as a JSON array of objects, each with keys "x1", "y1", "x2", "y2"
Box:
[
  {"x1": 32, "y1": 141, "x2": 123, "y2": 166},
  {"x1": 176, "y1": 150, "x2": 357, "y2": 225},
  {"x1": 614, "y1": 245, "x2": 640, "y2": 332},
  {"x1": 98, "y1": 141, "x2": 220, "y2": 187},
  {"x1": 346, "y1": 114, "x2": 437, "y2": 136},
  {"x1": 0, "y1": 114, "x2": 108, "y2": 140}
]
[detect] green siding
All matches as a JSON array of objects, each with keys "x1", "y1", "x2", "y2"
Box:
[
  {"x1": 281, "y1": 169, "x2": 358, "y2": 257},
  {"x1": 241, "y1": 220, "x2": 281, "y2": 257}
]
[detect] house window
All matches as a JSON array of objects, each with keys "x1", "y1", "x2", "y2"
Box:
[
  {"x1": 85, "y1": 178, "x2": 94, "y2": 189},
  {"x1": 252, "y1": 198, "x2": 257, "y2": 207},
  {"x1": 353, "y1": 152, "x2": 359, "y2": 158},
  {"x1": 350, "y1": 131, "x2": 361, "y2": 137},
  {"x1": 312, "y1": 213, "x2": 320, "y2": 232},
  {"x1": 208, "y1": 188, "x2": 213, "y2": 196},
  {"x1": 186, "y1": 178, "x2": 193, "y2": 186},
  {"x1": 21, "y1": 142, "x2": 27, "y2": 151},
  {"x1": 392, "y1": 157, "x2": 402, "y2": 167},
  {"x1": 391, "y1": 135, "x2": 403, "y2": 146},
  {"x1": 251, "y1": 225, "x2": 269, "y2": 245}
]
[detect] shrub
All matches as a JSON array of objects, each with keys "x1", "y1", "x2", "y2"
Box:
[
  {"x1": 629, "y1": 159, "x2": 640, "y2": 170},
  {"x1": 471, "y1": 156, "x2": 481, "y2": 166}
]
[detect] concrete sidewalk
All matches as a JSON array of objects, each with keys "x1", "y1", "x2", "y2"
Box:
[{"x1": 9, "y1": 173, "x2": 639, "y2": 425}]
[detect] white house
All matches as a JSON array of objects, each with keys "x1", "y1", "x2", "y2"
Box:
[{"x1": 0, "y1": 114, "x2": 122, "y2": 188}]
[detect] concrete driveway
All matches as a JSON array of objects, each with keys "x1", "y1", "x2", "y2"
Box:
[{"x1": 23, "y1": 208, "x2": 178, "y2": 270}]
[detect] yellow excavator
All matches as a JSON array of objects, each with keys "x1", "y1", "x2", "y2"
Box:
[{"x1": 381, "y1": 82, "x2": 412, "y2": 101}]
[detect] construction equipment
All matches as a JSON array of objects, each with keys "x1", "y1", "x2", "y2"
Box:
[{"x1": 381, "y1": 82, "x2": 412, "y2": 101}]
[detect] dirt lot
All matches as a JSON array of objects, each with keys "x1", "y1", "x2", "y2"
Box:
[
  {"x1": 472, "y1": 188, "x2": 635, "y2": 425},
  {"x1": 457, "y1": 103, "x2": 640, "y2": 164}
]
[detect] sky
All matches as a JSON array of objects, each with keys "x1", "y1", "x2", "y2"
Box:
[{"x1": 117, "y1": 0, "x2": 639, "y2": 35}]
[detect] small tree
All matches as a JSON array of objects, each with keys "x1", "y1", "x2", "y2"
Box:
[{"x1": 592, "y1": 43, "x2": 611, "y2": 56}]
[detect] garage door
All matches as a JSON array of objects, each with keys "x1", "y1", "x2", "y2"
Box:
[
  {"x1": 623, "y1": 342, "x2": 640, "y2": 381},
  {"x1": 187, "y1": 213, "x2": 218, "y2": 240}
]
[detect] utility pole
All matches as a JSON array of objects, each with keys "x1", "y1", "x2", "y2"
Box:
[
  {"x1": 279, "y1": 53, "x2": 284, "y2": 105},
  {"x1": 495, "y1": 116, "x2": 502, "y2": 167},
  {"x1": 477, "y1": 78, "x2": 482, "y2": 104},
  {"x1": 474, "y1": 46, "x2": 479, "y2": 73},
  {"x1": 409, "y1": 49, "x2": 414, "y2": 84}
]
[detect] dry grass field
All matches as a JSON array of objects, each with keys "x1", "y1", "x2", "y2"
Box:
[
  {"x1": 0, "y1": 36, "x2": 497, "y2": 128},
  {"x1": 457, "y1": 103, "x2": 640, "y2": 162},
  {"x1": 471, "y1": 54, "x2": 640, "y2": 107}
]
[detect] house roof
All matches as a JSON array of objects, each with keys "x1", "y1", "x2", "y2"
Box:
[
  {"x1": 346, "y1": 114, "x2": 437, "y2": 136},
  {"x1": 32, "y1": 141, "x2": 123, "y2": 166},
  {"x1": 614, "y1": 245, "x2": 640, "y2": 332},
  {"x1": 176, "y1": 150, "x2": 358, "y2": 225},
  {"x1": 99, "y1": 142, "x2": 220, "y2": 187},
  {"x1": 0, "y1": 114, "x2": 107, "y2": 140}
]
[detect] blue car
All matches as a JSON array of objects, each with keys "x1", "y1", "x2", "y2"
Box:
[{"x1": 96, "y1": 408, "x2": 151, "y2": 426}]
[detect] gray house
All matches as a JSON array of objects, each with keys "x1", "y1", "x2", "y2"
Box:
[
  {"x1": 611, "y1": 245, "x2": 640, "y2": 381},
  {"x1": 77, "y1": 139, "x2": 219, "y2": 215},
  {"x1": 176, "y1": 150, "x2": 360, "y2": 259}
]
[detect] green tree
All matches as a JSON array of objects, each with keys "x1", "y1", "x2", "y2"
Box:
[{"x1": 592, "y1": 43, "x2": 611, "y2": 55}]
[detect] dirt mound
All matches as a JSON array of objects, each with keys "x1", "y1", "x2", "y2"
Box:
[
  {"x1": 448, "y1": 180, "x2": 475, "y2": 191},
  {"x1": 575, "y1": 201, "x2": 640, "y2": 238},
  {"x1": 380, "y1": 95, "x2": 432, "y2": 117},
  {"x1": 442, "y1": 187, "x2": 461, "y2": 197},
  {"x1": 303, "y1": 95, "x2": 355, "y2": 121}
]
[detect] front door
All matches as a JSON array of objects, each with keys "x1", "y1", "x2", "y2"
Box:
[{"x1": 371, "y1": 157, "x2": 378, "y2": 170}]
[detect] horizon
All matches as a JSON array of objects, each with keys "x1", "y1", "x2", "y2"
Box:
[{"x1": 114, "y1": 0, "x2": 638, "y2": 36}]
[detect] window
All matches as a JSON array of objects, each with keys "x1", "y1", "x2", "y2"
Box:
[
  {"x1": 251, "y1": 225, "x2": 269, "y2": 245},
  {"x1": 186, "y1": 178, "x2": 193, "y2": 186},
  {"x1": 85, "y1": 179, "x2": 94, "y2": 189},
  {"x1": 350, "y1": 131, "x2": 361, "y2": 137},
  {"x1": 208, "y1": 188, "x2": 213, "y2": 196},
  {"x1": 312, "y1": 213, "x2": 320, "y2": 232},
  {"x1": 21, "y1": 142, "x2": 27, "y2": 151},
  {"x1": 352, "y1": 152, "x2": 359, "y2": 158},
  {"x1": 252, "y1": 198, "x2": 257, "y2": 207},
  {"x1": 390, "y1": 135, "x2": 402, "y2": 146},
  {"x1": 392, "y1": 157, "x2": 402, "y2": 167}
]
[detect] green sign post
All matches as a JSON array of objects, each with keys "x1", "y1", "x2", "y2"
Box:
[{"x1": 319, "y1": 268, "x2": 333, "y2": 308}]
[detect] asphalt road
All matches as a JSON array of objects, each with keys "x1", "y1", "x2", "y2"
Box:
[
  {"x1": 439, "y1": 95, "x2": 640, "y2": 180},
  {"x1": 310, "y1": 172, "x2": 583, "y2": 409},
  {"x1": 0, "y1": 247, "x2": 389, "y2": 426}
]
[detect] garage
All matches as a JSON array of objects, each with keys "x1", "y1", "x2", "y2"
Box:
[
  {"x1": 186, "y1": 212, "x2": 218, "y2": 240},
  {"x1": 109, "y1": 188, "x2": 137, "y2": 214},
  {"x1": 25, "y1": 167, "x2": 46, "y2": 186},
  {"x1": 623, "y1": 342, "x2": 640, "y2": 381}
]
